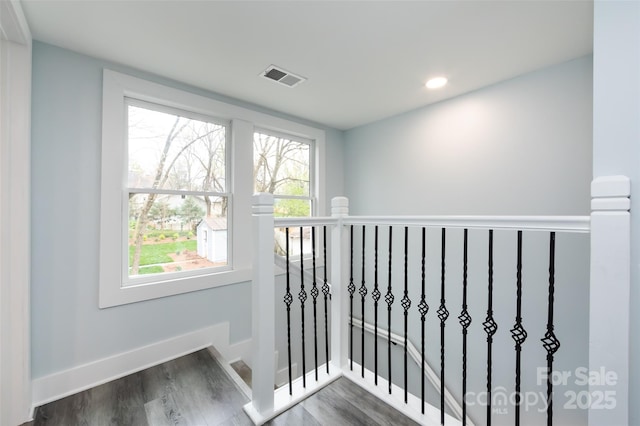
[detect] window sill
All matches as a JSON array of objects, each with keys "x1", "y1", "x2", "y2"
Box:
[{"x1": 99, "y1": 268, "x2": 252, "y2": 308}]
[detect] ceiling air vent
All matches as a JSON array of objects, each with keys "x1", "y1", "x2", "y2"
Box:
[{"x1": 261, "y1": 65, "x2": 306, "y2": 88}]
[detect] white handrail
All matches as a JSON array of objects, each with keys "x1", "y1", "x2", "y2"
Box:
[
  {"x1": 274, "y1": 215, "x2": 590, "y2": 232},
  {"x1": 344, "y1": 215, "x2": 590, "y2": 233},
  {"x1": 274, "y1": 216, "x2": 338, "y2": 227}
]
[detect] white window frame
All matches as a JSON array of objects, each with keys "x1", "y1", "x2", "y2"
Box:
[{"x1": 100, "y1": 70, "x2": 325, "y2": 308}]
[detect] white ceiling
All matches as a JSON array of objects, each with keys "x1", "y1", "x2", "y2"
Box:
[{"x1": 21, "y1": 0, "x2": 593, "y2": 130}]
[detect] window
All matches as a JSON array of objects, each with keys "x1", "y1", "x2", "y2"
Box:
[
  {"x1": 254, "y1": 131, "x2": 315, "y2": 257},
  {"x1": 100, "y1": 70, "x2": 325, "y2": 307},
  {"x1": 253, "y1": 130, "x2": 313, "y2": 217},
  {"x1": 127, "y1": 101, "x2": 229, "y2": 281}
]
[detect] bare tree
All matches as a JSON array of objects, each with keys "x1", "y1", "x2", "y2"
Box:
[
  {"x1": 191, "y1": 124, "x2": 226, "y2": 216},
  {"x1": 253, "y1": 132, "x2": 309, "y2": 194}
]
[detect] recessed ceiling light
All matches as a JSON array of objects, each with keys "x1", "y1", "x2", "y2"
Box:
[{"x1": 425, "y1": 77, "x2": 448, "y2": 89}]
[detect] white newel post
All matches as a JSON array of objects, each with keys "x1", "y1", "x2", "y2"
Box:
[
  {"x1": 330, "y1": 196, "x2": 350, "y2": 370},
  {"x1": 589, "y1": 176, "x2": 630, "y2": 426},
  {"x1": 251, "y1": 193, "x2": 275, "y2": 418}
]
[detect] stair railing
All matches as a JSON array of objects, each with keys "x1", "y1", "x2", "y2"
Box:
[{"x1": 245, "y1": 176, "x2": 630, "y2": 426}]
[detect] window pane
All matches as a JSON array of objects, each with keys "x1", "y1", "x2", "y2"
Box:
[
  {"x1": 128, "y1": 104, "x2": 226, "y2": 192},
  {"x1": 128, "y1": 193, "x2": 228, "y2": 278},
  {"x1": 274, "y1": 198, "x2": 311, "y2": 218},
  {"x1": 253, "y1": 132, "x2": 310, "y2": 196}
]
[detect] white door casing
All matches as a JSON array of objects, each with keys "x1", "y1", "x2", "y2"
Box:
[{"x1": 0, "y1": 0, "x2": 32, "y2": 424}]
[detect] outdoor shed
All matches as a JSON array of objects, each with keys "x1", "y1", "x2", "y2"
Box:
[{"x1": 196, "y1": 217, "x2": 227, "y2": 263}]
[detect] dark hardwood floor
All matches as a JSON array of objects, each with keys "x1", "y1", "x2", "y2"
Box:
[{"x1": 27, "y1": 348, "x2": 419, "y2": 426}]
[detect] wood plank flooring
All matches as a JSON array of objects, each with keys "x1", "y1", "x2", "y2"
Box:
[
  {"x1": 27, "y1": 348, "x2": 419, "y2": 426},
  {"x1": 279, "y1": 378, "x2": 420, "y2": 426}
]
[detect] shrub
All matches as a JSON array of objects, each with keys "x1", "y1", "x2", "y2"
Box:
[
  {"x1": 158, "y1": 234, "x2": 166, "y2": 240},
  {"x1": 172, "y1": 233, "x2": 179, "y2": 240}
]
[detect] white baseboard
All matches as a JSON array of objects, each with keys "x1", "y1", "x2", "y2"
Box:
[
  {"x1": 31, "y1": 322, "x2": 239, "y2": 409},
  {"x1": 224, "y1": 337, "x2": 252, "y2": 366}
]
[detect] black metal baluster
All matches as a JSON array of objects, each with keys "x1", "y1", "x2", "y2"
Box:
[
  {"x1": 311, "y1": 226, "x2": 319, "y2": 381},
  {"x1": 401, "y1": 227, "x2": 412, "y2": 403},
  {"x1": 372, "y1": 226, "x2": 381, "y2": 385},
  {"x1": 483, "y1": 230, "x2": 498, "y2": 426},
  {"x1": 360, "y1": 225, "x2": 368, "y2": 377},
  {"x1": 299, "y1": 227, "x2": 307, "y2": 388},
  {"x1": 385, "y1": 226, "x2": 395, "y2": 394},
  {"x1": 437, "y1": 228, "x2": 449, "y2": 425},
  {"x1": 284, "y1": 228, "x2": 294, "y2": 395},
  {"x1": 322, "y1": 226, "x2": 330, "y2": 374},
  {"x1": 510, "y1": 231, "x2": 527, "y2": 426},
  {"x1": 458, "y1": 229, "x2": 472, "y2": 426},
  {"x1": 541, "y1": 232, "x2": 560, "y2": 426},
  {"x1": 348, "y1": 225, "x2": 356, "y2": 371},
  {"x1": 418, "y1": 227, "x2": 430, "y2": 414}
]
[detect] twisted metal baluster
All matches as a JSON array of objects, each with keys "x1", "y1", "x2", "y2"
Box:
[
  {"x1": 483, "y1": 230, "x2": 498, "y2": 426},
  {"x1": 299, "y1": 227, "x2": 307, "y2": 388},
  {"x1": 311, "y1": 226, "x2": 319, "y2": 381},
  {"x1": 418, "y1": 227, "x2": 430, "y2": 414},
  {"x1": 510, "y1": 231, "x2": 527, "y2": 426},
  {"x1": 360, "y1": 225, "x2": 368, "y2": 377},
  {"x1": 385, "y1": 226, "x2": 395, "y2": 394},
  {"x1": 284, "y1": 228, "x2": 294, "y2": 395},
  {"x1": 372, "y1": 226, "x2": 381, "y2": 385},
  {"x1": 458, "y1": 229, "x2": 472, "y2": 426},
  {"x1": 437, "y1": 228, "x2": 449, "y2": 426},
  {"x1": 348, "y1": 225, "x2": 356, "y2": 371},
  {"x1": 541, "y1": 232, "x2": 560, "y2": 426},
  {"x1": 322, "y1": 226, "x2": 330, "y2": 374},
  {"x1": 401, "y1": 227, "x2": 412, "y2": 403}
]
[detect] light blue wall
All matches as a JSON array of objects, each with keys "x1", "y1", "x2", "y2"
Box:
[
  {"x1": 344, "y1": 56, "x2": 593, "y2": 216},
  {"x1": 593, "y1": 2, "x2": 640, "y2": 424},
  {"x1": 343, "y1": 56, "x2": 593, "y2": 425},
  {"x1": 30, "y1": 42, "x2": 344, "y2": 378}
]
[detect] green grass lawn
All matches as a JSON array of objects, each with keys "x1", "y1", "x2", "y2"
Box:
[
  {"x1": 137, "y1": 265, "x2": 165, "y2": 275},
  {"x1": 129, "y1": 240, "x2": 197, "y2": 267}
]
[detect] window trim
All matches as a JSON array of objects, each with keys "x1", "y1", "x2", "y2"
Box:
[{"x1": 100, "y1": 70, "x2": 325, "y2": 308}]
